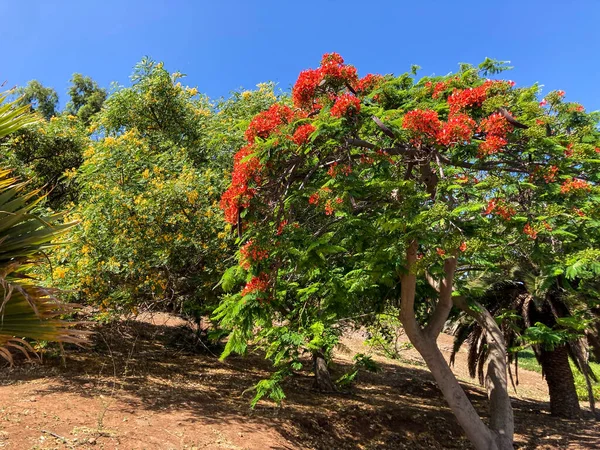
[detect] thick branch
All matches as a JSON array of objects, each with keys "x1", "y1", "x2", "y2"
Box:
[{"x1": 424, "y1": 257, "x2": 457, "y2": 339}]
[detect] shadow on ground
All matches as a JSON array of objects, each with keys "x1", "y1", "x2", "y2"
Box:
[{"x1": 0, "y1": 317, "x2": 598, "y2": 449}]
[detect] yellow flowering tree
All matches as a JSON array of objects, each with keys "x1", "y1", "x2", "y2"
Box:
[{"x1": 52, "y1": 59, "x2": 280, "y2": 324}]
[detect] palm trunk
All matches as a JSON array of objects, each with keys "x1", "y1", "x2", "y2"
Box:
[
  {"x1": 312, "y1": 350, "x2": 336, "y2": 392},
  {"x1": 539, "y1": 345, "x2": 581, "y2": 419}
]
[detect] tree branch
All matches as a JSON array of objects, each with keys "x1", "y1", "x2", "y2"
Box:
[{"x1": 424, "y1": 256, "x2": 457, "y2": 339}]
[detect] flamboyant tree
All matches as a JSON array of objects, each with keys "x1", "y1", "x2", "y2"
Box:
[{"x1": 216, "y1": 53, "x2": 600, "y2": 450}]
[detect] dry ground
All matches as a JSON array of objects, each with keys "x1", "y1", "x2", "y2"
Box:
[{"x1": 0, "y1": 312, "x2": 598, "y2": 449}]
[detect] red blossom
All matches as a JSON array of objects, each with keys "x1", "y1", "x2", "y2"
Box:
[
  {"x1": 544, "y1": 166, "x2": 559, "y2": 183},
  {"x1": 309, "y1": 192, "x2": 320, "y2": 204},
  {"x1": 327, "y1": 162, "x2": 338, "y2": 177},
  {"x1": 569, "y1": 104, "x2": 584, "y2": 112},
  {"x1": 447, "y1": 80, "x2": 503, "y2": 114},
  {"x1": 437, "y1": 113, "x2": 477, "y2": 146},
  {"x1": 331, "y1": 94, "x2": 361, "y2": 118},
  {"x1": 540, "y1": 99, "x2": 548, "y2": 107},
  {"x1": 459, "y1": 242, "x2": 467, "y2": 252},
  {"x1": 484, "y1": 198, "x2": 515, "y2": 220},
  {"x1": 436, "y1": 248, "x2": 446, "y2": 256},
  {"x1": 557, "y1": 90, "x2": 565, "y2": 97},
  {"x1": 496, "y1": 205, "x2": 516, "y2": 221},
  {"x1": 292, "y1": 68, "x2": 323, "y2": 110},
  {"x1": 239, "y1": 241, "x2": 269, "y2": 269},
  {"x1": 523, "y1": 223, "x2": 538, "y2": 239},
  {"x1": 356, "y1": 74, "x2": 384, "y2": 93},
  {"x1": 321, "y1": 52, "x2": 344, "y2": 66},
  {"x1": 220, "y1": 144, "x2": 262, "y2": 225},
  {"x1": 245, "y1": 104, "x2": 294, "y2": 143},
  {"x1": 241, "y1": 273, "x2": 270, "y2": 297},
  {"x1": 402, "y1": 109, "x2": 441, "y2": 141},
  {"x1": 277, "y1": 220, "x2": 288, "y2": 235},
  {"x1": 432, "y1": 81, "x2": 449, "y2": 99},
  {"x1": 324, "y1": 199, "x2": 334, "y2": 216},
  {"x1": 561, "y1": 178, "x2": 591, "y2": 194},
  {"x1": 292, "y1": 123, "x2": 316, "y2": 145},
  {"x1": 478, "y1": 112, "x2": 513, "y2": 156},
  {"x1": 320, "y1": 53, "x2": 358, "y2": 86},
  {"x1": 479, "y1": 135, "x2": 508, "y2": 156},
  {"x1": 484, "y1": 199, "x2": 497, "y2": 215}
]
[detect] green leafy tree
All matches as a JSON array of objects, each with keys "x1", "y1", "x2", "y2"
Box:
[
  {"x1": 15, "y1": 80, "x2": 58, "y2": 120},
  {"x1": 1, "y1": 114, "x2": 88, "y2": 208},
  {"x1": 65, "y1": 73, "x2": 107, "y2": 125},
  {"x1": 216, "y1": 53, "x2": 600, "y2": 450}
]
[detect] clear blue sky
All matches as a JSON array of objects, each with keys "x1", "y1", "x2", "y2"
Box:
[{"x1": 2, "y1": 1, "x2": 600, "y2": 110}]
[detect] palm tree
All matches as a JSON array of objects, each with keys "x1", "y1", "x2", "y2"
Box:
[
  {"x1": 450, "y1": 269, "x2": 596, "y2": 419},
  {"x1": 0, "y1": 92, "x2": 87, "y2": 362}
]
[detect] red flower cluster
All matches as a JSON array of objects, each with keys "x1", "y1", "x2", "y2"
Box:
[
  {"x1": 448, "y1": 83, "x2": 489, "y2": 113},
  {"x1": 292, "y1": 53, "x2": 359, "y2": 110},
  {"x1": 320, "y1": 53, "x2": 358, "y2": 85},
  {"x1": 292, "y1": 69, "x2": 322, "y2": 110},
  {"x1": 484, "y1": 198, "x2": 515, "y2": 220},
  {"x1": 241, "y1": 273, "x2": 270, "y2": 297},
  {"x1": 321, "y1": 52, "x2": 344, "y2": 66},
  {"x1": 569, "y1": 104, "x2": 584, "y2": 112},
  {"x1": 328, "y1": 162, "x2": 352, "y2": 177},
  {"x1": 479, "y1": 112, "x2": 513, "y2": 156},
  {"x1": 523, "y1": 223, "x2": 538, "y2": 239},
  {"x1": 432, "y1": 81, "x2": 449, "y2": 99},
  {"x1": 544, "y1": 165, "x2": 559, "y2": 183},
  {"x1": 292, "y1": 123, "x2": 316, "y2": 145},
  {"x1": 324, "y1": 199, "x2": 334, "y2": 215},
  {"x1": 220, "y1": 145, "x2": 261, "y2": 224},
  {"x1": 277, "y1": 220, "x2": 288, "y2": 235},
  {"x1": 437, "y1": 113, "x2": 477, "y2": 146},
  {"x1": 331, "y1": 94, "x2": 361, "y2": 118},
  {"x1": 459, "y1": 241, "x2": 467, "y2": 252},
  {"x1": 356, "y1": 74, "x2": 384, "y2": 93},
  {"x1": 245, "y1": 104, "x2": 294, "y2": 143},
  {"x1": 436, "y1": 248, "x2": 446, "y2": 256},
  {"x1": 402, "y1": 109, "x2": 441, "y2": 140},
  {"x1": 239, "y1": 240, "x2": 269, "y2": 270},
  {"x1": 560, "y1": 178, "x2": 591, "y2": 194},
  {"x1": 309, "y1": 192, "x2": 320, "y2": 204}
]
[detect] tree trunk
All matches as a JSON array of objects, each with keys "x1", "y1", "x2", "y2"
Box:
[
  {"x1": 312, "y1": 351, "x2": 336, "y2": 392},
  {"x1": 454, "y1": 296, "x2": 514, "y2": 448},
  {"x1": 400, "y1": 241, "x2": 513, "y2": 450},
  {"x1": 539, "y1": 345, "x2": 581, "y2": 419}
]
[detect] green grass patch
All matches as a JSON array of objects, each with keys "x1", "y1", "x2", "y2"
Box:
[{"x1": 515, "y1": 349, "x2": 600, "y2": 401}]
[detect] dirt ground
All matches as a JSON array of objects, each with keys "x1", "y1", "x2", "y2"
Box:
[{"x1": 0, "y1": 312, "x2": 598, "y2": 450}]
